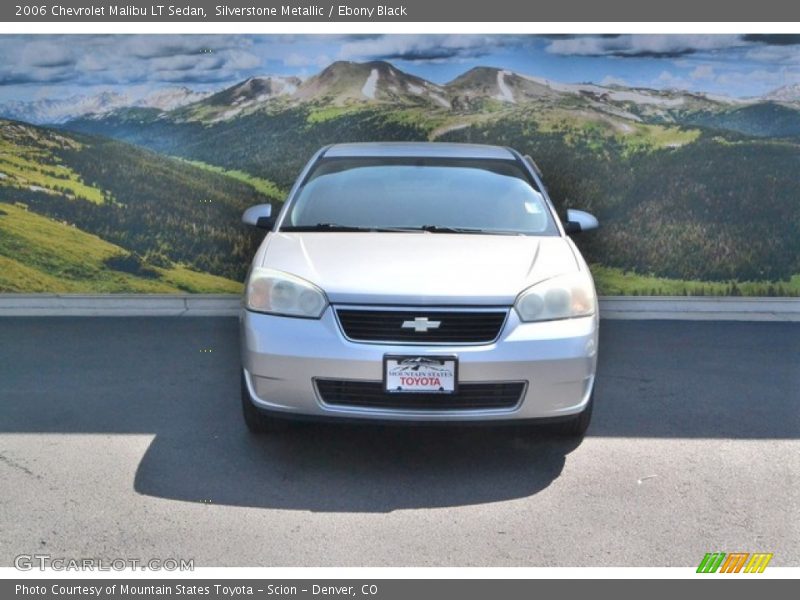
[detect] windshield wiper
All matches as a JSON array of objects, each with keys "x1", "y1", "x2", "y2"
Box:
[
  {"x1": 281, "y1": 223, "x2": 421, "y2": 233},
  {"x1": 280, "y1": 223, "x2": 522, "y2": 235},
  {"x1": 281, "y1": 223, "x2": 375, "y2": 232},
  {"x1": 418, "y1": 225, "x2": 521, "y2": 235}
]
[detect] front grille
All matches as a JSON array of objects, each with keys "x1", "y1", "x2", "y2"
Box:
[
  {"x1": 316, "y1": 379, "x2": 525, "y2": 410},
  {"x1": 335, "y1": 308, "x2": 507, "y2": 344}
]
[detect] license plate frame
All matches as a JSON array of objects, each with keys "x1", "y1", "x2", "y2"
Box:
[{"x1": 383, "y1": 355, "x2": 458, "y2": 394}]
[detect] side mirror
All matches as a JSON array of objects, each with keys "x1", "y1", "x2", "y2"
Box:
[
  {"x1": 564, "y1": 209, "x2": 599, "y2": 234},
  {"x1": 242, "y1": 204, "x2": 274, "y2": 229}
]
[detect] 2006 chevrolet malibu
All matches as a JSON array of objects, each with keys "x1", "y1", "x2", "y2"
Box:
[{"x1": 240, "y1": 142, "x2": 600, "y2": 436}]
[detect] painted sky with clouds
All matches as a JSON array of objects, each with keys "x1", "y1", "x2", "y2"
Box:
[{"x1": 0, "y1": 34, "x2": 798, "y2": 102}]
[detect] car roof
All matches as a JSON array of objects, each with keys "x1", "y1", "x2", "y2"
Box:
[{"x1": 323, "y1": 142, "x2": 517, "y2": 160}]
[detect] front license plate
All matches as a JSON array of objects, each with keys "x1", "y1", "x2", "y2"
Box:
[{"x1": 384, "y1": 355, "x2": 458, "y2": 394}]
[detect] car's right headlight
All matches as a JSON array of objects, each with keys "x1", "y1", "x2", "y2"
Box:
[
  {"x1": 245, "y1": 268, "x2": 328, "y2": 318},
  {"x1": 514, "y1": 272, "x2": 596, "y2": 322}
]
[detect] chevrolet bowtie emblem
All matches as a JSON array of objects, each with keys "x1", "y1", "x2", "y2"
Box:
[{"x1": 401, "y1": 317, "x2": 442, "y2": 332}]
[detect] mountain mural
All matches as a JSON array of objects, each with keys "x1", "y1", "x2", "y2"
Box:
[
  {"x1": 5, "y1": 60, "x2": 799, "y2": 128},
  {"x1": 0, "y1": 119, "x2": 274, "y2": 292},
  {"x1": 1, "y1": 59, "x2": 799, "y2": 295},
  {"x1": 0, "y1": 87, "x2": 211, "y2": 125}
]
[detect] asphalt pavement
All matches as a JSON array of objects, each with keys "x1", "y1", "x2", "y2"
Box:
[{"x1": 0, "y1": 317, "x2": 798, "y2": 567}]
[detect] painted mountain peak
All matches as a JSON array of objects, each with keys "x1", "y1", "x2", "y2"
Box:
[{"x1": 4, "y1": 60, "x2": 797, "y2": 127}]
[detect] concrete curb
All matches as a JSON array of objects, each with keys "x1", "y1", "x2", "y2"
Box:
[
  {"x1": 0, "y1": 294, "x2": 799, "y2": 320},
  {"x1": 0, "y1": 294, "x2": 239, "y2": 317},
  {"x1": 599, "y1": 297, "x2": 800, "y2": 321}
]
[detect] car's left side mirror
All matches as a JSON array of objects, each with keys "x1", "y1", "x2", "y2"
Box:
[
  {"x1": 242, "y1": 204, "x2": 275, "y2": 229},
  {"x1": 563, "y1": 209, "x2": 599, "y2": 235}
]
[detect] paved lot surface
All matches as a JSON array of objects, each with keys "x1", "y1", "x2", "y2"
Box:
[{"x1": 0, "y1": 318, "x2": 798, "y2": 567}]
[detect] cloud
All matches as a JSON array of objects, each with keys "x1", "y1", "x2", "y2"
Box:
[
  {"x1": 690, "y1": 65, "x2": 715, "y2": 80},
  {"x1": 1, "y1": 33, "x2": 798, "y2": 103},
  {"x1": 20, "y1": 42, "x2": 76, "y2": 68},
  {"x1": 657, "y1": 71, "x2": 682, "y2": 85},
  {"x1": 284, "y1": 52, "x2": 332, "y2": 68},
  {"x1": 714, "y1": 68, "x2": 799, "y2": 90},
  {"x1": 123, "y1": 35, "x2": 247, "y2": 59},
  {"x1": 0, "y1": 35, "x2": 264, "y2": 89},
  {"x1": 742, "y1": 34, "x2": 800, "y2": 46},
  {"x1": 149, "y1": 54, "x2": 224, "y2": 73},
  {"x1": 546, "y1": 35, "x2": 747, "y2": 58},
  {"x1": 744, "y1": 44, "x2": 800, "y2": 65},
  {"x1": 654, "y1": 70, "x2": 701, "y2": 92},
  {"x1": 0, "y1": 71, "x2": 75, "y2": 85},
  {"x1": 653, "y1": 65, "x2": 798, "y2": 97},
  {"x1": 337, "y1": 35, "x2": 520, "y2": 62},
  {"x1": 218, "y1": 50, "x2": 261, "y2": 71}
]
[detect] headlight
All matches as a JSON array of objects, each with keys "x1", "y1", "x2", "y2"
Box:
[
  {"x1": 514, "y1": 272, "x2": 596, "y2": 322},
  {"x1": 245, "y1": 268, "x2": 328, "y2": 318}
]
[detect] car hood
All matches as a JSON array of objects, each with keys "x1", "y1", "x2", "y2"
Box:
[{"x1": 257, "y1": 232, "x2": 579, "y2": 305}]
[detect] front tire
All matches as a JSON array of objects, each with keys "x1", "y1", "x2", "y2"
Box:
[{"x1": 241, "y1": 372, "x2": 290, "y2": 434}]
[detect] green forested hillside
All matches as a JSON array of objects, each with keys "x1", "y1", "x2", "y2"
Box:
[
  {"x1": 0, "y1": 119, "x2": 278, "y2": 291},
  {"x1": 67, "y1": 106, "x2": 430, "y2": 189},
  {"x1": 0, "y1": 203, "x2": 241, "y2": 293},
  {"x1": 682, "y1": 103, "x2": 800, "y2": 138},
  {"x1": 62, "y1": 101, "x2": 800, "y2": 294},
  {"x1": 439, "y1": 117, "x2": 800, "y2": 284}
]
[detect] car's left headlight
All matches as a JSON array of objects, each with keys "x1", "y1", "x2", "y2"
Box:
[
  {"x1": 514, "y1": 272, "x2": 596, "y2": 322},
  {"x1": 245, "y1": 268, "x2": 328, "y2": 318}
]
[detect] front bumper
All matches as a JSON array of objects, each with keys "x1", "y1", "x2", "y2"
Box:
[{"x1": 240, "y1": 306, "x2": 598, "y2": 422}]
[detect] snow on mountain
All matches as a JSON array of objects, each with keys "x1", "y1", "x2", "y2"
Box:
[
  {"x1": 0, "y1": 87, "x2": 209, "y2": 124},
  {"x1": 0, "y1": 91, "x2": 131, "y2": 124},
  {"x1": 495, "y1": 70, "x2": 516, "y2": 104},
  {"x1": 203, "y1": 76, "x2": 301, "y2": 106},
  {"x1": 516, "y1": 72, "x2": 688, "y2": 107},
  {"x1": 181, "y1": 76, "x2": 302, "y2": 121},
  {"x1": 137, "y1": 86, "x2": 211, "y2": 111},
  {"x1": 448, "y1": 67, "x2": 562, "y2": 108},
  {"x1": 361, "y1": 68, "x2": 379, "y2": 99},
  {"x1": 604, "y1": 89, "x2": 685, "y2": 107},
  {"x1": 763, "y1": 83, "x2": 800, "y2": 103},
  {"x1": 295, "y1": 61, "x2": 449, "y2": 108}
]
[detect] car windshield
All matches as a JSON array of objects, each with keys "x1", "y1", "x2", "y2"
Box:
[{"x1": 281, "y1": 157, "x2": 558, "y2": 235}]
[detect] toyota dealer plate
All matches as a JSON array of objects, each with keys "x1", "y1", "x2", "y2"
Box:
[{"x1": 384, "y1": 355, "x2": 458, "y2": 393}]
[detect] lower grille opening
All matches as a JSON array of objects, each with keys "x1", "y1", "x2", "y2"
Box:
[{"x1": 316, "y1": 379, "x2": 525, "y2": 410}]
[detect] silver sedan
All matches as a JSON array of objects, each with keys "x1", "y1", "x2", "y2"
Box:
[{"x1": 240, "y1": 142, "x2": 599, "y2": 436}]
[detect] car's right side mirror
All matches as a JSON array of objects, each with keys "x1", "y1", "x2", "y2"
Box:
[
  {"x1": 563, "y1": 209, "x2": 599, "y2": 234},
  {"x1": 242, "y1": 204, "x2": 275, "y2": 229}
]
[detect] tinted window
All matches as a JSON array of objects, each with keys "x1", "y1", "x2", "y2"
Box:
[{"x1": 283, "y1": 158, "x2": 557, "y2": 235}]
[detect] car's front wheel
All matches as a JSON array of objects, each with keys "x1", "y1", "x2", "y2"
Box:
[{"x1": 240, "y1": 372, "x2": 290, "y2": 434}]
